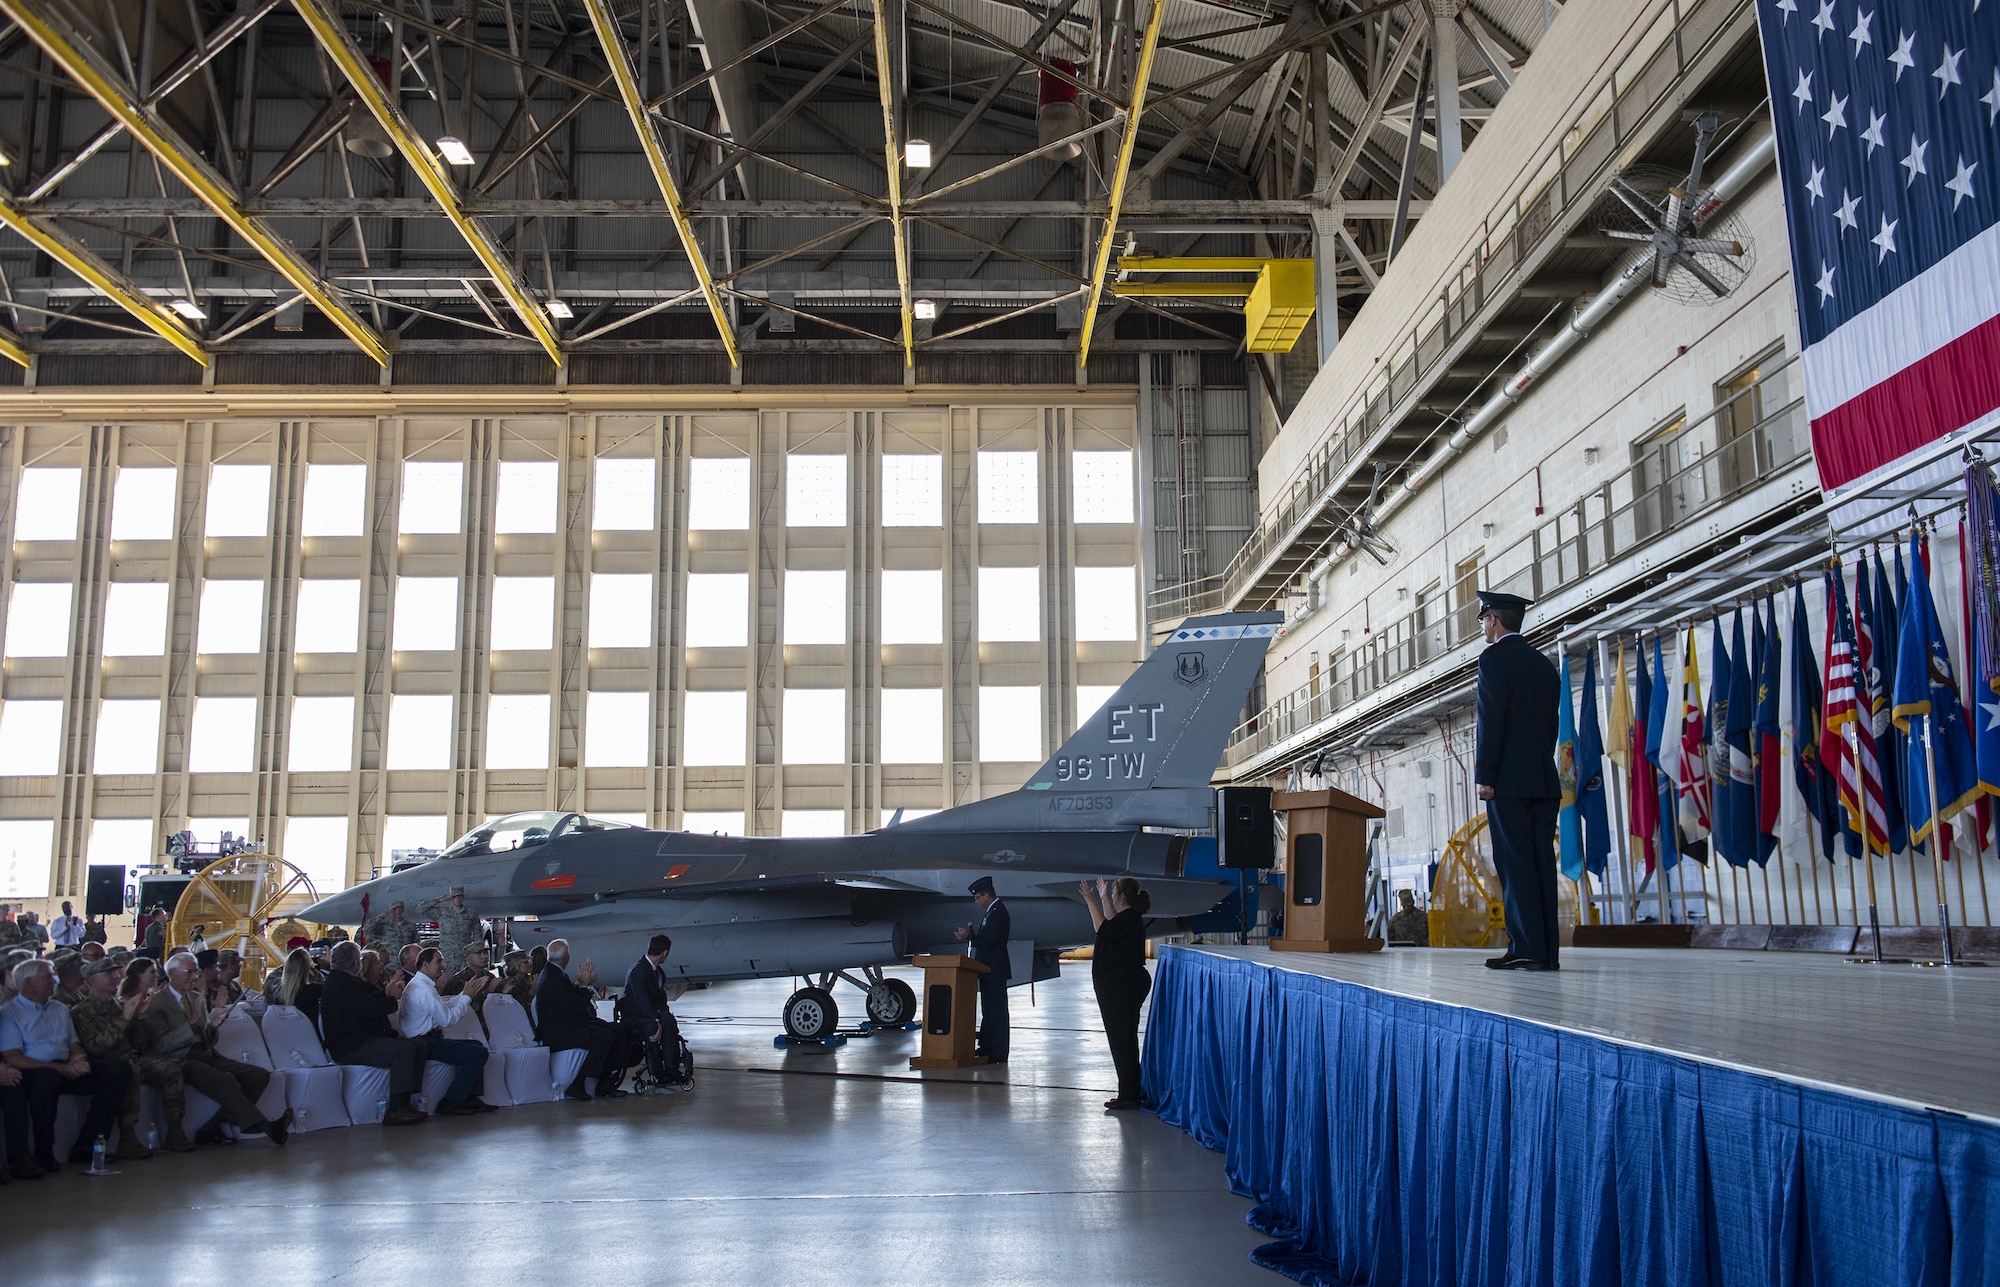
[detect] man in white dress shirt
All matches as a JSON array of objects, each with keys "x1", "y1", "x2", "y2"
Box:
[
  {"x1": 396, "y1": 948, "x2": 496, "y2": 1115},
  {"x1": 48, "y1": 902, "x2": 85, "y2": 950}
]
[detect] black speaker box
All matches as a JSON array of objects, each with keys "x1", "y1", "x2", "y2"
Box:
[
  {"x1": 1217, "y1": 786, "x2": 1276, "y2": 869},
  {"x1": 85, "y1": 864, "x2": 126, "y2": 917}
]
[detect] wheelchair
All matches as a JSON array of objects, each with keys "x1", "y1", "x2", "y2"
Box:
[{"x1": 613, "y1": 994, "x2": 694, "y2": 1094}]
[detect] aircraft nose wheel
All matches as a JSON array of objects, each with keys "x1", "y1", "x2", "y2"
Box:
[
  {"x1": 783, "y1": 987, "x2": 840, "y2": 1040},
  {"x1": 864, "y1": 978, "x2": 917, "y2": 1027}
]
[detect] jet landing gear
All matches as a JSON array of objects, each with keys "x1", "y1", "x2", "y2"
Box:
[{"x1": 778, "y1": 968, "x2": 919, "y2": 1042}]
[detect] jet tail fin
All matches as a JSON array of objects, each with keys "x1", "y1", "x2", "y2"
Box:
[{"x1": 1025, "y1": 611, "x2": 1282, "y2": 794}]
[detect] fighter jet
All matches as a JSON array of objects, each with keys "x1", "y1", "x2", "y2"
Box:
[{"x1": 303, "y1": 610, "x2": 1280, "y2": 1038}]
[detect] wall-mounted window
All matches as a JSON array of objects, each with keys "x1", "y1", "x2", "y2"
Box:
[
  {"x1": 84, "y1": 819, "x2": 149, "y2": 872},
  {"x1": 780, "y1": 810, "x2": 844, "y2": 837},
  {"x1": 109, "y1": 468, "x2": 177, "y2": 541},
  {"x1": 682, "y1": 811, "x2": 744, "y2": 835},
  {"x1": 1074, "y1": 567, "x2": 1137, "y2": 641},
  {"x1": 1075, "y1": 685, "x2": 1120, "y2": 732},
  {"x1": 978, "y1": 567, "x2": 1040, "y2": 642},
  {"x1": 881, "y1": 455, "x2": 942, "y2": 526},
  {"x1": 393, "y1": 577, "x2": 459, "y2": 651},
  {"x1": 197, "y1": 581, "x2": 265, "y2": 654},
  {"x1": 385, "y1": 694, "x2": 453, "y2": 769},
  {"x1": 784, "y1": 570, "x2": 847, "y2": 646},
  {"x1": 288, "y1": 697, "x2": 355, "y2": 772},
  {"x1": 94, "y1": 699, "x2": 161, "y2": 775},
  {"x1": 594, "y1": 458, "x2": 656, "y2": 531},
  {"x1": 300, "y1": 464, "x2": 366, "y2": 537},
  {"x1": 782, "y1": 688, "x2": 845, "y2": 764},
  {"x1": 977, "y1": 451, "x2": 1037, "y2": 524},
  {"x1": 787, "y1": 455, "x2": 847, "y2": 527},
  {"x1": 16, "y1": 467, "x2": 81, "y2": 541},
  {"x1": 490, "y1": 577, "x2": 555, "y2": 651},
  {"x1": 206, "y1": 465, "x2": 271, "y2": 538},
  {"x1": 682, "y1": 691, "x2": 746, "y2": 766},
  {"x1": 880, "y1": 689, "x2": 943, "y2": 763},
  {"x1": 881, "y1": 570, "x2": 943, "y2": 645},
  {"x1": 5, "y1": 583, "x2": 71, "y2": 657},
  {"x1": 188, "y1": 696, "x2": 256, "y2": 773},
  {"x1": 486, "y1": 694, "x2": 551, "y2": 770},
  {"x1": 584, "y1": 691, "x2": 650, "y2": 767},
  {"x1": 0, "y1": 819, "x2": 56, "y2": 898},
  {"x1": 588, "y1": 574, "x2": 654, "y2": 648},
  {"x1": 0, "y1": 701, "x2": 62, "y2": 775},
  {"x1": 382, "y1": 815, "x2": 449, "y2": 859},
  {"x1": 284, "y1": 816, "x2": 350, "y2": 893},
  {"x1": 1073, "y1": 451, "x2": 1134, "y2": 524},
  {"x1": 294, "y1": 580, "x2": 361, "y2": 654},
  {"x1": 399, "y1": 462, "x2": 464, "y2": 535},
  {"x1": 102, "y1": 582, "x2": 170, "y2": 656},
  {"x1": 495, "y1": 461, "x2": 558, "y2": 534},
  {"x1": 979, "y1": 686, "x2": 1041, "y2": 762},
  {"x1": 684, "y1": 574, "x2": 749, "y2": 648},
  {"x1": 688, "y1": 459, "x2": 751, "y2": 530}
]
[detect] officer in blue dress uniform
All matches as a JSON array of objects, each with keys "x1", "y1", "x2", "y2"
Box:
[
  {"x1": 954, "y1": 876, "x2": 1011, "y2": 1062},
  {"x1": 1472, "y1": 590, "x2": 1562, "y2": 971}
]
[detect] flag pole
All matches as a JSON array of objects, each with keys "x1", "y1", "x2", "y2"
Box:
[
  {"x1": 1920, "y1": 712, "x2": 1960, "y2": 965},
  {"x1": 1845, "y1": 715, "x2": 1885, "y2": 962}
]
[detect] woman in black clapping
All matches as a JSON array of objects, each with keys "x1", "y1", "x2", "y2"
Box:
[{"x1": 1080, "y1": 876, "x2": 1152, "y2": 1111}]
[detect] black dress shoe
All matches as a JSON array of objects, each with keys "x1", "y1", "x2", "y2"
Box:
[
  {"x1": 1103, "y1": 1097, "x2": 1142, "y2": 1111},
  {"x1": 1490, "y1": 956, "x2": 1555, "y2": 971},
  {"x1": 1522, "y1": 960, "x2": 1561, "y2": 972},
  {"x1": 434, "y1": 1099, "x2": 473, "y2": 1116},
  {"x1": 594, "y1": 1087, "x2": 629, "y2": 1100},
  {"x1": 464, "y1": 1097, "x2": 501, "y2": 1113},
  {"x1": 563, "y1": 1088, "x2": 593, "y2": 1102},
  {"x1": 1484, "y1": 954, "x2": 1525, "y2": 970}
]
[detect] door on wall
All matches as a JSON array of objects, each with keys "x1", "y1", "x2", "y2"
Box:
[
  {"x1": 1451, "y1": 556, "x2": 1482, "y2": 646},
  {"x1": 1715, "y1": 348, "x2": 1780, "y2": 493},
  {"x1": 1630, "y1": 409, "x2": 1690, "y2": 540}
]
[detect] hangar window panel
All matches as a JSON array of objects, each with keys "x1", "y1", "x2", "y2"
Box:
[
  {"x1": 687, "y1": 458, "x2": 751, "y2": 530},
  {"x1": 1073, "y1": 451, "x2": 1135, "y2": 524},
  {"x1": 15, "y1": 467, "x2": 81, "y2": 541},
  {"x1": 1075, "y1": 684, "x2": 1121, "y2": 732},
  {"x1": 94, "y1": 699, "x2": 161, "y2": 774},
  {"x1": 486, "y1": 694, "x2": 551, "y2": 769},
  {"x1": 187, "y1": 818, "x2": 251, "y2": 848},
  {"x1": 880, "y1": 570, "x2": 943, "y2": 645},
  {"x1": 300, "y1": 463, "x2": 367, "y2": 537},
  {"x1": 197, "y1": 580, "x2": 266, "y2": 654},
  {"x1": 682, "y1": 691, "x2": 747, "y2": 766},
  {"x1": 784, "y1": 570, "x2": 847, "y2": 645},
  {"x1": 5, "y1": 583, "x2": 72, "y2": 657},
  {"x1": 84, "y1": 819, "x2": 150, "y2": 873},
  {"x1": 0, "y1": 701, "x2": 63, "y2": 775},
  {"x1": 1073, "y1": 567, "x2": 1138, "y2": 641},
  {"x1": 284, "y1": 816, "x2": 351, "y2": 894},
  {"x1": 782, "y1": 688, "x2": 846, "y2": 764},
  {"x1": 188, "y1": 697, "x2": 256, "y2": 773},
  {"x1": 393, "y1": 577, "x2": 460, "y2": 651},
  {"x1": 979, "y1": 686, "x2": 1043, "y2": 762},
  {"x1": 294, "y1": 580, "x2": 361, "y2": 653},
  {"x1": 781, "y1": 810, "x2": 845, "y2": 837},
  {"x1": 206, "y1": 464, "x2": 271, "y2": 538},
  {"x1": 880, "y1": 689, "x2": 944, "y2": 763},
  {"x1": 102, "y1": 582, "x2": 170, "y2": 656},
  {"x1": 683, "y1": 574, "x2": 749, "y2": 648},
  {"x1": 382, "y1": 815, "x2": 448, "y2": 860},
  {"x1": 0, "y1": 820, "x2": 55, "y2": 898},
  {"x1": 288, "y1": 697, "x2": 355, "y2": 772},
  {"x1": 594, "y1": 812, "x2": 649, "y2": 827},
  {"x1": 109, "y1": 467, "x2": 177, "y2": 541},
  {"x1": 399, "y1": 461, "x2": 465, "y2": 534},
  {"x1": 879, "y1": 809, "x2": 939, "y2": 827},
  {"x1": 682, "y1": 811, "x2": 744, "y2": 835},
  {"x1": 881, "y1": 455, "x2": 942, "y2": 526},
  {"x1": 489, "y1": 577, "x2": 555, "y2": 651},
  {"x1": 594, "y1": 458, "x2": 657, "y2": 530},
  {"x1": 589, "y1": 574, "x2": 654, "y2": 648},
  {"x1": 977, "y1": 451, "x2": 1037, "y2": 524},
  {"x1": 385, "y1": 694, "x2": 454, "y2": 769},
  {"x1": 585, "y1": 691, "x2": 651, "y2": 767},
  {"x1": 495, "y1": 460, "x2": 559, "y2": 534},
  {"x1": 977, "y1": 567, "x2": 1040, "y2": 642},
  {"x1": 787, "y1": 455, "x2": 847, "y2": 527}
]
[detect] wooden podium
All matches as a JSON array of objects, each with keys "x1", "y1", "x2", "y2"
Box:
[
  {"x1": 908, "y1": 953, "x2": 989, "y2": 1069},
  {"x1": 1271, "y1": 787, "x2": 1386, "y2": 953}
]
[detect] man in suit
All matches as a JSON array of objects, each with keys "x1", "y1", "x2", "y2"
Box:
[
  {"x1": 319, "y1": 940, "x2": 426, "y2": 1124},
  {"x1": 623, "y1": 935, "x2": 688, "y2": 1090},
  {"x1": 954, "y1": 876, "x2": 1011, "y2": 1062},
  {"x1": 131, "y1": 952, "x2": 289, "y2": 1146},
  {"x1": 1473, "y1": 590, "x2": 1563, "y2": 971},
  {"x1": 535, "y1": 939, "x2": 626, "y2": 1100}
]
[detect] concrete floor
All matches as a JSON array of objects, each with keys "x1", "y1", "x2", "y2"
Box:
[{"x1": 2, "y1": 967, "x2": 1274, "y2": 1286}]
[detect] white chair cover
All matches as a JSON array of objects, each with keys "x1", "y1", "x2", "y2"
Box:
[
  {"x1": 338, "y1": 1065, "x2": 394, "y2": 1124},
  {"x1": 420, "y1": 1061, "x2": 457, "y2": 1108},
  {"x1": 441, "y1": 1005, "x2": 488, "y2": 1045},
  {"x1": 483, "y1": 993, "x2": 563, "y2": 1103},
  {"x1": 255, "y1": 1004, "x2": 351, "y2": 1130},
  {"x1": 257, "y1": 1006, "x2": 333, "y2": 1067},
  {"x1": 214, "y1": 1011, "x2": 273, "y2": 1067}
]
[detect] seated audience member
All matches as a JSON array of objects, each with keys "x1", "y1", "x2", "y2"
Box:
[
  {"x1": 442, "y1": 942, "x2": 497, "y2": 1005},
  {"x1": 624, "y1": 935, "x2": 687, "y2": 1087},
  {"x1": 78, "y1": 941, "x2": 106, "y2": 964},
  {"x1": 497, "y1": 951, "x2": 536, "y2": 1009},
  {"x1": 193, "y1": 949, "x2": 221, "y2": 1001},
  {"x1": 117, "y1": 959, "x2": 192, "y2": 1152},
  {"x1": 0, "y1": 958, "x2": 131, "y2": 1174},
  {"x1": 534, "y1": 939, "x2": 626, "y2": 1100},
  {"x1": 132, "y1": 953, "x2": 289, "y2": 1149},
  {"x1": 0, "y1": 949, "x2": 34, "y2": 1007},
  {"x1": 49, "y1": 952, "x2": 84, "y2": 1007},
  {"x1": 214, "y1": 951, "x2": 246, "y2": 1004},
  {"x1": 397, "y1": 942, "x2": 423, "y2": 982},
  {"x1": 529, "y1": 945, "x2": 548, "y2": 978},
  {"x1": 358, "y1": 949, "x2": 387, "y2": 990},
  {"x1": 69, "y1": 958, "x2": 154, "y2": 1160},
  {"x1": 275, "y1": 949, "x2": 325, "y2": 1027},
  {"x1": 319, "y1": 941, "x2": 426, "y2": 1125},
  {"x1": 398, "y1": 948, "x2": 495, "y2": 1115},
  {"x1": 0, "y1": 1056, "x2": 26, "y2": 1181}
]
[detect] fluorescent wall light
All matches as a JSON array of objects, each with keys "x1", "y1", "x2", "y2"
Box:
[
  {"x1": 436, "y1": 136, "x2": 474, "y2": 166},
  {"x1": 905, "y1": 139, "x2": 932, "y2": 168},
  {"x1": 546, "y1": 299, "x2": 573, "y2": 319},
  {"x1": 169, "y1": 299, "x2": 206, "y2": 320},
  {"x1": 913, "y1": 299, "x2": 937, "y2": 320}
]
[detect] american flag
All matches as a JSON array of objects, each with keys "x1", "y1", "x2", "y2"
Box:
[
  {"x1": 1823, "y1": 558, "x2": 1891, "y2": 851},
  {"x1": 1756, "y1": 0, "x2": 2000, "y2": 492}
]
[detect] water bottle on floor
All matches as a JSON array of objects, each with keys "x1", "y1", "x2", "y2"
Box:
[
  {"x1": 412, "y1": 1093, "x2": 427, "y2": 1113},
  {"x1": 375, "y1": 1099, "x2": 387, "y2": 1123},
  {"x1": 145, "y1": 1127, "x2": 160, "y2": 1151},
  {"x1": 89, "y1": 1135, "x2": 107, "y2": 1175}
]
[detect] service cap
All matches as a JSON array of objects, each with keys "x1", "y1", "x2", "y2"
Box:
[
  {"x1": 1474, "y1": 590, "x2": 1533, "y2": 615},
  {"x1": 968, "y1": 875, "x2": 996, "y2": 896},
  {"x1": 83, "y1": 956, "x2": 124, "y2": 978},
  {"x1": 194, "y1": 949, "x2": 219, "y2": 971}
]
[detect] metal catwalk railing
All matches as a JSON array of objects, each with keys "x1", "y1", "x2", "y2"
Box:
[
  {"x1": 1224, "y1": 352, "x2": 1809, "y2": 769},
  {"x1": 1146, "y1": 0, "x2": 1758, "y2": 625}
]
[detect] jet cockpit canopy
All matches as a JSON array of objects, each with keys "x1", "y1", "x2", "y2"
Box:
[{"x1": 440, "y1": 810, "x2": 638, "y2": 859}]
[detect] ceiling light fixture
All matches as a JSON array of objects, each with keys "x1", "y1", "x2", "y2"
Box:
[
  {"x1": 436, "y1": 136, "x2": 474, "y2": 166},
  {"x1": 905, "y1": 139, "x2": 932, "y2": 168},
  {"x1": 168, "y1": 298, "x2": 206, "y2": 320},
  {"x1": 545, "y1": 299, "x2": 573, "y2": 319},
  {"x1": 913, "y1": 299, "x2": 937, "y2": 319}
]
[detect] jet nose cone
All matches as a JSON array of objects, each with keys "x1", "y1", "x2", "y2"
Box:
[{"x1": 304, "y1": 891, "x2": 364, "y2": 925}]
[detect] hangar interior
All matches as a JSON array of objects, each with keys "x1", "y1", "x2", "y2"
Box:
[{"x1": 2, "y1": 0, "x2": 1997, "y2": 1281}]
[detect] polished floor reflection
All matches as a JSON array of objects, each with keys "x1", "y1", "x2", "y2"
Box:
[{"x1": 4, "y1": 967, "x2": 1274, "y2": 1286}]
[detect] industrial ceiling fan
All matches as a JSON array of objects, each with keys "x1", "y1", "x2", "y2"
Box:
[{"x1": 1596, "y1": 111, "x2": 1756, "y2": 305}]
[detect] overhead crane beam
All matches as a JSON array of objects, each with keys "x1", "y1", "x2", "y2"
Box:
[
  {"x1": 0, "y1": 192, "x2": 206, "y2": 366},
  {"x1": 1076, "y1": 0, "x2": 1170, "y2": 373},
  {"x1": 290, "y1": 0, "x2": 563, "y2": 366},
  {"x1": 868, "y1": 0, "x2": 915, "y2": 383},
  {"x1": 580, "y1": 0, "x2": 739, "y2": 369}
]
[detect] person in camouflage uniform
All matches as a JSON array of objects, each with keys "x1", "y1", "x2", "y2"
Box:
[
  {"x1": 441, "y1": 941, "x2": 496, "y2": 1001},
  {"x1": 71, "y1": 957, "x2": 165, "y2": 1157},
  {"x1": 497, "y1": 950, "x2": 536, "y2": 1010},
  {"x1": 425, "y1": 887, "x2": 482, "y2": 973},
  {"x1": 362, "y1": 900, "x2": 417, "y2": 962},
  {"x1": 50, "y1": 950, "x2": 84, "y2": 1007}
]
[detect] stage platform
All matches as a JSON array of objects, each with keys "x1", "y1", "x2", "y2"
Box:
[{"x1": 1140, "y1": 945, "x2": 2000, "y2": 1286}]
